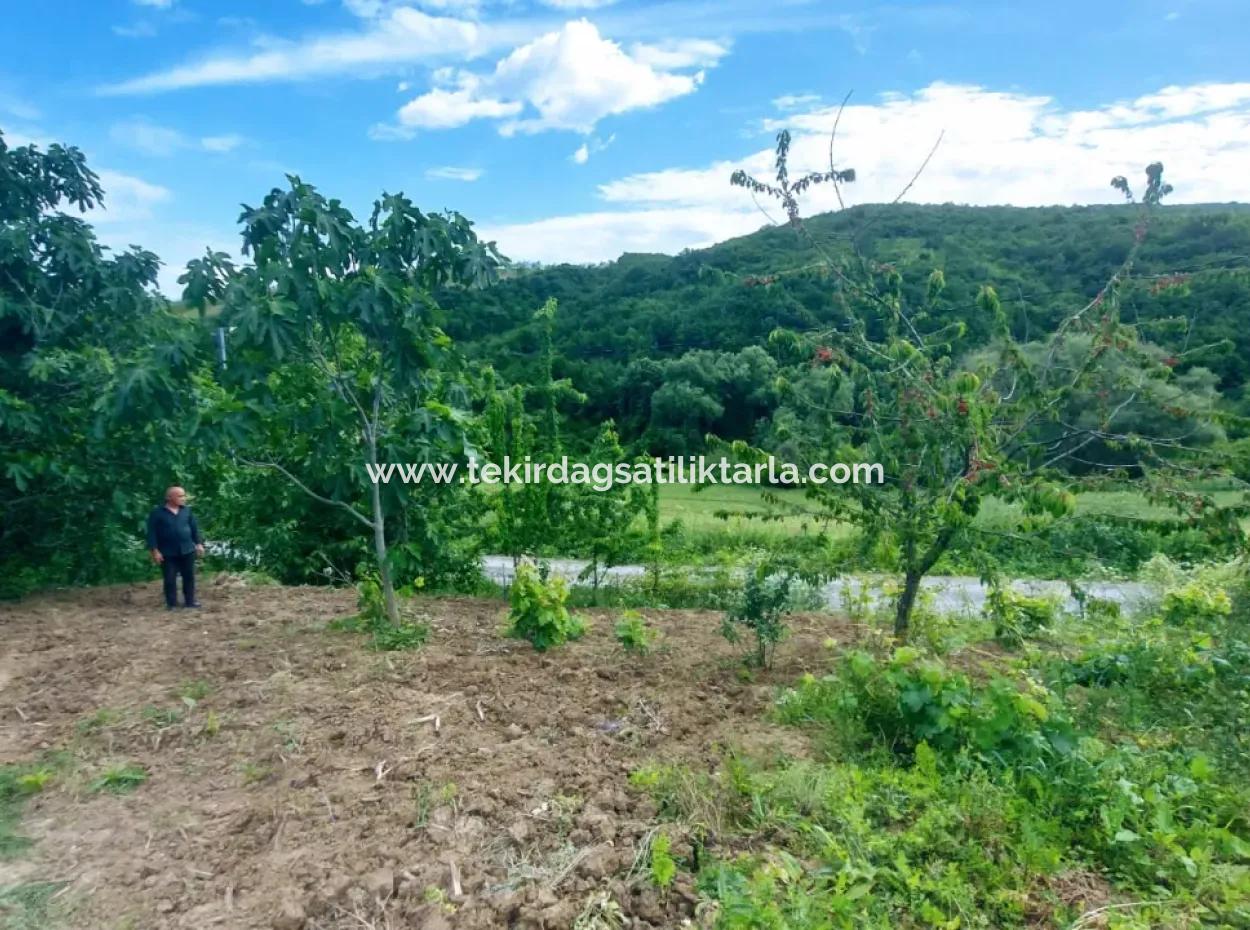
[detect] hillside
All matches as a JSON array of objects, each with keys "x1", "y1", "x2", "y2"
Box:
[{"x1": 442, "y1": 202, "x2": 1250, "y2": 450}]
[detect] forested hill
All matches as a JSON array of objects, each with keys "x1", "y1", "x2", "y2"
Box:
[{"x1": 440, "y1": 202, "x2": 1250, "y2": 451}]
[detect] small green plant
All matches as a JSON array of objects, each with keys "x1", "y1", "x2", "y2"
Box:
[
  {"x1": 721, "y1": 566, "x2": 795, "y2": 668},
  {"x1": 649, "y1": 831, "x2": 677, "y2": 891},
  {"x1": 412, "y1": 780, "x2": 458, "y2": 828},
  {"x1": 2, "y1": 757, "x2": 71, "y2": 860},
  {"x1": 175, "y1": 679, "x2": 211, "y2": 703},
  {"x1": 614, "y1": 610, "x2": 658, "y2": 654},
  {"x1": 75, "y1": 708, "x2": 120, "y2": 735},
  {"x1": 273, "y1": 721, "x2": 302, "y2": 753},
  {"x1": 330, "y1": 572, "x2": 430, "y2": 651},
  {"x1": 88, "y1": 764, "x2": 147, "y2": 795},
  {"x1": 13, "y1": 771, "x2": 52, "y2": 795},
  {"x1": 239, "y1": 762, "x2": 272, "y2": 786},
  {"x1": 507, "y1": 562, "x2": 587, "y2": 651},
  {"x1": 422, "y1": 886, "x2": 456, "y2": 914},
  {"x1": 141, "y1": 705, "x2": 182, "y2": 729},
  {"x1": 368, "y1": 618, "x2": 429, "y2": 651}
]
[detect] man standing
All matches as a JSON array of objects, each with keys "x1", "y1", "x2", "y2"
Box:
[{"x1": 147, "y1": 486, "x2": 204, "y2": 609}]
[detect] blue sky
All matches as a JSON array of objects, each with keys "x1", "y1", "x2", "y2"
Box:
[{"x1": 2, "y1": 0, "x2": 1249, "y2": 293}]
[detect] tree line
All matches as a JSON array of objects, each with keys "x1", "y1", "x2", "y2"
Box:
[{"x1": 3, "y1": 125, "x2": 1246, "y2": 634}]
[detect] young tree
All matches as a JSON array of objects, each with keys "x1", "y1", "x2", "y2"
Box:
[
  {"x1": 484, "y1": 299, "x2": 586, "y2": 565},
  {"x1": 729, "y1": 134, "x2": 1234, "y2": 637},
  {"x1": 573, "y1": 421, "x2": 643, "y2": 596},
  {"x1": 185, "y1": 177, "x2": 503, "y2": 622}
]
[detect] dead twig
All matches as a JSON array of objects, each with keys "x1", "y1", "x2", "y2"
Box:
[
  {"x1": 545, "y1": 847, "x2": 590, "y2": 891},
  {"x1": 411, "y1": 713, "x2": 441, "y2": 733}
]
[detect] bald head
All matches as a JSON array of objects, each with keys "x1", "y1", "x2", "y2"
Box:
[{"x1": 165, "y1": 486, "x2": 187, "y2": 507}]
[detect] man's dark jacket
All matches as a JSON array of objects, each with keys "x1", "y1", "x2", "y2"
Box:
[{"x1": 146, "y1": 505, "x2": 202, "y2": 558}]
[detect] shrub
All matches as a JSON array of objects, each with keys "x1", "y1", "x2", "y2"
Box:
[
  {"x1": 777, "y1": 649, "x2": 1077, "y2": 764},
  {"x1": 987, "y1": 587, "x2": 1060, "y2": 647},
  {"x1": 615, "y1": 610, "x2": 659, "y2": 654},
  {"x1": 507, "y1": 563, "x2": 586, "y2": 651},
  {"x1": 722, "y1": 567, "x2": 797, "y2": 668},
  {"x1": 1161, "y1": 580, "x2": 1232, "y2": 627}
]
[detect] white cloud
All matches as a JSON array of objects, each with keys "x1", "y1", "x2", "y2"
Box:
[
  {"x1": 111, "y1": 119, "x2": 185, "y2": 156},
  {"x1": 772, "y1": 93, "x2": 820, "y2": 111},
  {"x1": 541, "y1": 0, "x2": 619, "y2": 8},
  {"x1": 425, "y1": 165, "x2": 483, "y2": 180},
  {"x1": 486, "y1": 80, "x2": 1250, "y2": 265},
  {"x1": 395, "y1": 86, "x2": 521, "y2": 131},
  {"x1": 200, "y1": 134, "x2": 246, "y2": 153},
  {"x1": 91, "y1": 171, "x2": 173, "y2": 225},
  {"x1": 133, "y1": 0, "x2": 174, "y2": 7},
  {"x1": 629, "y1": 38, "x2": 727, "y2": 70},
  {"x1": 570, "y1": 132, "x2": 614, "y2": 164},
  {"x1": 110, "y1": 120, "x2": 247, "y2": 156},
  {"x1": 98, "y1": 7, "x2": 486, "y2": 94},
  {"x1": 385, "y1": 19, "x2": 719, "y2": 137},
  {"x1": 484, "y1": 207, "x2": 759, "y2": 264},
  {"x1": 113, "y1": 21, "x2": 158, "y2": 38}
]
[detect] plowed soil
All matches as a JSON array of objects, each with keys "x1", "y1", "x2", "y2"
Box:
[{"x1": 0, "y1": 577, "x2": 843, "y2": 930}]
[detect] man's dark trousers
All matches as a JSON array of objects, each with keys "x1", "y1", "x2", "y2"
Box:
[{"x1": 162, "y1": 553, "x2": 196, "y2": 608}]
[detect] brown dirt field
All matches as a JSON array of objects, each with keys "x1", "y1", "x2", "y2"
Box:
[{"x1": 0, "y1": 576, "x2": 846, "y2": 930}]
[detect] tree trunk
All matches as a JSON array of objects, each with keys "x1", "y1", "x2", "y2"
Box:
[
  {"x1": 369, "y1": 473, "x2": 399, "y2": 624},
  {"x1": 894, "y1": 569, "x2": 922, "y2": 639},
  {"x1": 894, "y1": 524, "x2": 958, "y2": 639},
  {"x1": 366, "y1": 420, "x2": 399, "y2": 625}
]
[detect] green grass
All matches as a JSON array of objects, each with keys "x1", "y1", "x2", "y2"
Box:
[
  {"x1": 658, "y1": 484, "x2": 1249, "y2": 541},
  {"x1": 87, "y1": 764, "x2": 146, "y2": 795},
  {"x1": 0, "y1": 881, "x2": 72, "y2": 930},
  {"x1": 74, "y1": 708, "x2": 120, "y2": 736},
  {"x1": 651, "y1": 483, "x2": 836, "y2": 539},
  {"x1": 1, "y1": 761, "x2": 60, "y2": 861},
  {"x1": 174, "y1": 679, "x2": 212, "y2": 703}
]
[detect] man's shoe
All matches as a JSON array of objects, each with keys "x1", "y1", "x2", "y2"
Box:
[
  {"x1": 186, "y1": 601, "x2": 203, "y2": 609},
  {"x1": 166, "y1": 605, "x2": 179, "y2": 611}
]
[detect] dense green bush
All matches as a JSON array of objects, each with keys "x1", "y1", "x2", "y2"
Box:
[
  {"x1": 986, "y1": 587, "x2": 1061, "y2": 646},
  {"x1": 1162, "y1": 580, "x2": 1233, "y2": 626},
  {"x1": 506, "y1": 563, "x2": 586, "y2": 651},
  {"x1": 777, "y1": 649, "x2": 1076, "y2": 764}
]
